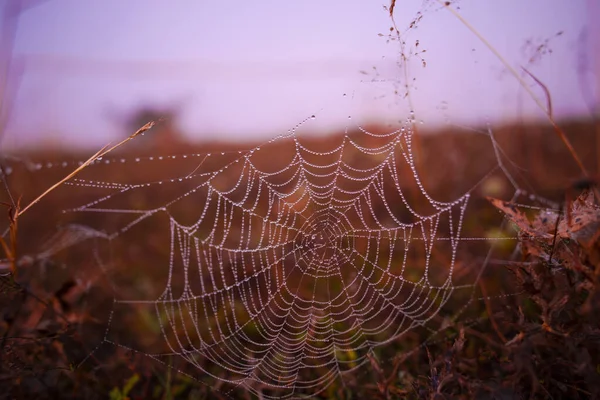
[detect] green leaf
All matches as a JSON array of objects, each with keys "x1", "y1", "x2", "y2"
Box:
[{"x1": 122, "y1": 373, "x2": 140, "y2": 396}]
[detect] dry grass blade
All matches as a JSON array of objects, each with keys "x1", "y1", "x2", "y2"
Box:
[
  {"x1": 521, "y1": 67, "x2": 595, "y2": 188},
  {"x1": 521, "y1": 67, "x2": 553, "y2": 118},
  {"x1": 438, "y1": 0, "x2": 590, "y2": 179},
  {"x1": 17, "y1": 121, "x2": 155, "y2": 217}
]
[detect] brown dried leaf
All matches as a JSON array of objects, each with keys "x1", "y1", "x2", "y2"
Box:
[
  {"x1": 559, "y1": 205, "x2": 600, "y2": 249},
  {"x1": 531, "y1": 209, "x2": 560, "y2": 233},
  {"x1": 488, "y1": 197, "x2": 529, "y2": 228},
  {"x1": 522, "y1": 239, "x2": 547, "y2": 260}
]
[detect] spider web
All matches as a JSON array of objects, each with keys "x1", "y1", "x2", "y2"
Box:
[
  {"x1": 55, "y1": 115, "x2": 515, "y2": 399},
  {"x1": 2, "y1": 2, "x2": 548, "y2": 398}
]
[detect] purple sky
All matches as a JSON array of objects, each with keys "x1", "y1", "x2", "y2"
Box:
[{"x1": 1, "y1": 0, "x2": 597, "y2": 149}]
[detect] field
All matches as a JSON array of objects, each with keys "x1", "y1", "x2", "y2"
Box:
[{"x1": 1, "y1": 116, "x2": 599, "y2": 399}]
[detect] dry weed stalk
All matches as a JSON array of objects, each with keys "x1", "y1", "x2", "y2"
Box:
[
  {"x1": 0, "y1": 121, "x2": 155, "y2": 277},
  {"x1": 435, "y1": 0, "x2": 590, "y2": 181},
  {"x1": 0, "y1": 197, "x2": 19, "y2": 276}
]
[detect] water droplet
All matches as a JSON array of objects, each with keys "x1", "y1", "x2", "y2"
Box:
[
  {"x1": 310, "y1": 115, "x2": 316, "y2": 119},
  {"x1": 135, "y1": 158, "x2": 140, "y2": 162}
]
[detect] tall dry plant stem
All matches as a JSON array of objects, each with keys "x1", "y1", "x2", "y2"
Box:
[
  {"x1": 437, "y1": 1, "x2": 590, "y2": 179},
  {"x1": 1, "y1": 121, "x2": 153, "y2": 277},
  {"x1": 17, "y1": 121, "x2": 155, "y2": 217}
]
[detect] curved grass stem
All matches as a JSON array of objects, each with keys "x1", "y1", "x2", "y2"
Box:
[{"x1": 437, "y1": 1, "x2": 589, "y2": 178}]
